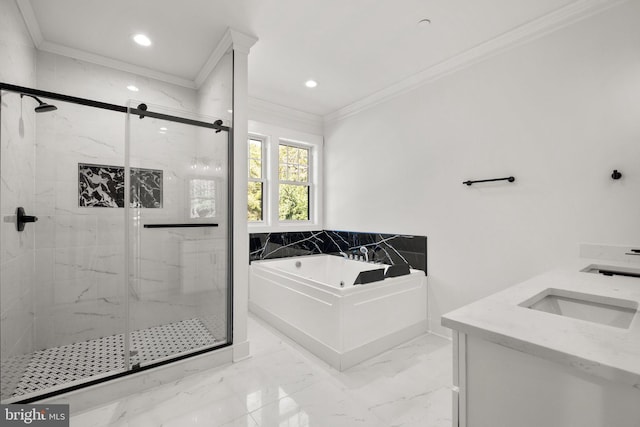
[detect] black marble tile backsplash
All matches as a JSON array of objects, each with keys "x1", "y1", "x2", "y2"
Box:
[{"x1": 249, "y1": 230, "x2": 427, "y2": 275}]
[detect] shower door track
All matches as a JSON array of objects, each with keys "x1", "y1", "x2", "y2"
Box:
[
  {"x1": 1, "y1": 81, "x2": 235, "y2": 404},
  {"x1": 0, "y1": 82, "x2": 231, "y2": 132}
]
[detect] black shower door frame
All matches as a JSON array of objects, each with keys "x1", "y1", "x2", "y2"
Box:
[{"x1": 0, "y1": 82, "x2": 234, "y2": 403}]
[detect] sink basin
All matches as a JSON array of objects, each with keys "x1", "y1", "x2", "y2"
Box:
[{"x1": 520, "y1": 289, "x2": 637, "y2": 329}]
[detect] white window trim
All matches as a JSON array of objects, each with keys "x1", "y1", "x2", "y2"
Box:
[
  {"x1": 248, "y1": 136, "x2": 266, "y2": 223},
  {"x1": 248, "y1": 120, "x2": 323, "y2": 232},
  {"x1": 278, "y1": 139, "x2": 312, "y2": 223}
]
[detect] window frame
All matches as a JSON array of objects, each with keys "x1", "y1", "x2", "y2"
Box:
[
  {"x1": 277, "y1": 140, "x2": 312, "y2": 223},
  {"x1": 247, "y1": 136, "x2": 266, "y2": 223},
  {"x1": 247, "y1": 122, "x2": 323, "y2": 232}
]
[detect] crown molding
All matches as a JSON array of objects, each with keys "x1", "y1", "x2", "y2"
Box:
[
  {"x1": 15, "y1": 0, "x2": 256, "y2": 91},
  {"x1": 38, "y1": 41, "x2": 197, "y2": 89},
  {"x1": 324, "y1": 0, "x2": 629, "y2": 123},
  {"x1": 15, "y1": 0, "x2": 626, "y2": 121},
  {"x1": 194, "y1": 30, "x2": 233, "y2": 88},
  {"x1": 249, "y1": 97, "x2": 324, "y2": 133},
  {"x1": 195, "y1": 28, "x2": 258, "y2": 88},
  {"x1": 16, "y1": 0, "x2": 43, "y2": 47},
  {"x1": 228, "y1": 28, "x2": 258, "y2": 55}
]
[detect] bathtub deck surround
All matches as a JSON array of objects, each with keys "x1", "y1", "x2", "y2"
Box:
[
  {"x1": 249, "y1": 254, "x2": 428, "y2": 370},
  {"x1": 442, "y1": 256, "x2": 640, "y2": 427},
  {"x1": 249, "y1": 230, "x2": 428, "y2": 274}
]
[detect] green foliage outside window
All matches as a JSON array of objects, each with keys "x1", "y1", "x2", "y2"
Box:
[
  {"x1": 248, "y1": 182, "x2": 262, "y2": 221},
  {"x1": 278, "y1": 144, "x2": 310, "y2": 221},
  {"x1": 248, "y1": 139, "x2": 263, "y2": 221},
  {"x1": 248, "y1": 139, "x2": 312, "y2": 222},
  {"x1": 279, "y1": 184, "x2": 309, "y2": 220}
]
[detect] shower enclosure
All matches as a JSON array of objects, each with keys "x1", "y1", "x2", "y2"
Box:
[{"x1": 0, "y1": 83, "x2": 232, "y2": 402}]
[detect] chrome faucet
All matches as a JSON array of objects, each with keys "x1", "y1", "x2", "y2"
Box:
[
  {"x1": 339, "y1": 251, "x2": 348, "y2": 259},
  {"x1": 359, "y1": 246, "x2": 369, "y2": 262}
]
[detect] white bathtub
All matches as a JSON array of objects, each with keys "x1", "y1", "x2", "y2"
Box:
[{"x1": 249, "y1": 254, "x2": 427, "y2": 370}]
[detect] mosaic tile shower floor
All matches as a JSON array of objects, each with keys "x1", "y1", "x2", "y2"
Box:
[{"x1": 1, "y1": 318, "x2": 219, "y2": 399}]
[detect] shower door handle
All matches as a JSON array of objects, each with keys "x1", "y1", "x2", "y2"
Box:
[
  {"x1": 16, "y1": 207, "x2": 38, "y2": 232},
  {"x1": 143, "y1": 223, "x2": 218, "y2": 228}
]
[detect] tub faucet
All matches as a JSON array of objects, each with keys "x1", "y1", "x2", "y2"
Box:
[
  {"x1": 339, "y1": 251, "x2": 348, "y2": 259},
  {"x1": 359, "y1": 246, "x2": 369, "y2": 262}
]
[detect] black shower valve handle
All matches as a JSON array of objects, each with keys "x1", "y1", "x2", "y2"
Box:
[{"x1": 16, "y1": 207, "x2": 38, "y2": 232}]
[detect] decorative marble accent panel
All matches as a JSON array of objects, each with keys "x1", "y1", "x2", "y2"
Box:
[
  {"x1": 249, "y1": 230, "x2": 428, "y2": 274},
  {"x1": 131, "y1": 167, "x2": 163, "y2": 208},
  {"x1": 78, "y1": 163, "x2": 162, "y2": 208},
  {"x1": 78, "y1": 163, "x2": 125, "y2": 207}
]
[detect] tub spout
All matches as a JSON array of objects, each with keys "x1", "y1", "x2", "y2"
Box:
[{"x1": 339, "y1": 251, "x2": 348, "y2": 259}]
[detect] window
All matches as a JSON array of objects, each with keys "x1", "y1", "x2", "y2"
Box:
[
  {"x1": 278, "y1": 143, "x2": 310, "y2": 221},
  {"x1": 248, "y1": 138, "x2": 264, "y2": 221},
  {"x1": 189, "y1": 178, "x2": 216, "y2": 219},
  {"x1": 247, "y1": 122, "x2": 322, "y2": 231}
]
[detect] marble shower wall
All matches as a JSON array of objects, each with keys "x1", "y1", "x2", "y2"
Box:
[
  {"x1": 0, "y1": 0, "x2": 37, "y2": 372},
  {"x1": 250, "y1": 230, "x2": 428, "y2": 274},
  {"x1": 33, "y1": 91, "x2": 130, "y2": 349}
]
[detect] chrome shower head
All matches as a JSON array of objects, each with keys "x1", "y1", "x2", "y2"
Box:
[{"x1": 20, "y1": 93, "x2": 57, "y2": 113}]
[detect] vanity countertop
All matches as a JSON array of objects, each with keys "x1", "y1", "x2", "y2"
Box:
[{"x1": 441, "y1": 259, "x2": 640, "y2": 388}]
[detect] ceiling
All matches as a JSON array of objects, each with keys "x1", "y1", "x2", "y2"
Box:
[{"x1": 21, "y1": 0, "x2": 590, "y2": 117}]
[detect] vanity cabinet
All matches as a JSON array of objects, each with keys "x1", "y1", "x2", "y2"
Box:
[
  {"x1": 450, "y1": 331, "x2": 640, "y2": 427},
  {"x1": 443, "y1": 262, "x2": 640, "y2": 427}
]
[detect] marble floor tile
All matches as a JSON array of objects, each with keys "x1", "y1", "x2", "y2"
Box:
[
  {"x1": 335, "y1": 334, "x2": 453, "y2": 414},
  {"x1": 367, "y1": 386, "x2": 452, "y2": 427},
  {"x1": 71, "y1": 314, "x2": 453, "y2": 427},
  {"x1": 249, "y1": 378, "x2": 387, "y2": 427},
  {"x1": 223, "y1": 349, "x2": 327, "y2": 413}
]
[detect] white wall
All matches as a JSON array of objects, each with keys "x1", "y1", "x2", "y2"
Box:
[
  {"x1": 324, "y1": 1, "x2": 640, "y2": 337},
  {"x1": 0, "y1": 0, "x2": 37, "y2": 381}
]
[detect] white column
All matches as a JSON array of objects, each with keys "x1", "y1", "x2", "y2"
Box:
[{"x1": 230, "y1": 29, "x2": 257, "y2": 362}]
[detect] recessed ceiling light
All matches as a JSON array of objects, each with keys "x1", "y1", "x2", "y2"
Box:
[
  {"x1": 305, "y1": 80, "x2": 318, "y2": 88},
  {"x1": 227, "y1": 109, "x2": 233, "y2": 113},
  {"x1": 159, "y1": 127, "x2": 167, "y2": 131},
  {"x1": 127, "y1": 85, "x2": 139, "y2": 92},
  {"x1": 133, "y1": 34, "x2": 152, "y2": 47}
]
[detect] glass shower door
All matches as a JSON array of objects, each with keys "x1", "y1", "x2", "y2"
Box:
[
  {"x1": 1, "y1": 91, "x2": 127, "y2": 401},
  {"x1": 126, "y1": 103, "x2": 231, "y2": 368}
]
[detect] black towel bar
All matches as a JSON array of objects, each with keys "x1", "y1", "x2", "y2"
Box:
[{"x1": 463, "y1": 176, "x2": 515, "y2": 186}]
